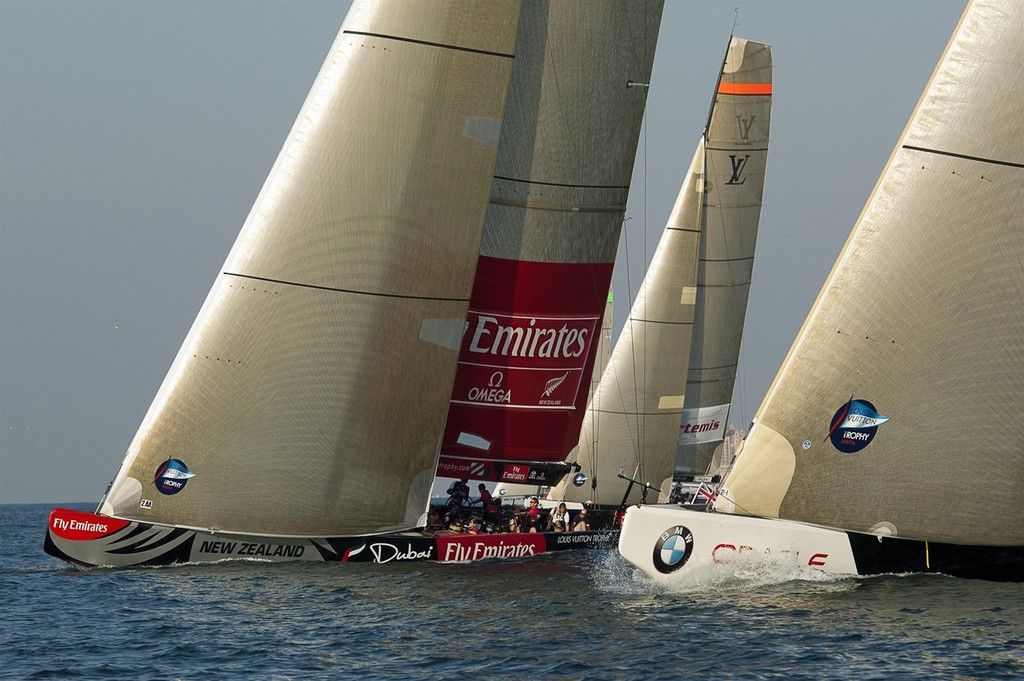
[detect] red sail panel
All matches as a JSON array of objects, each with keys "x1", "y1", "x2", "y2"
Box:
[{"x1": 438, "y1": 256, "x2": 612, "y2": 480}]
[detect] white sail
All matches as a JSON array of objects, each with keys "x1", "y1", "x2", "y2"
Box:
[
  {"x1": 553, "y1": 37, "x2": 773, "y2": 507},
  {"x1": 721, "y1": 0, "x2": 1024, "y2": 547},
  {"x1": 557, "y1": 143, "x2": 704, "y2": 507},
  {"x1": 98, "y1": 1, "x2": 524, "y2": 535}
]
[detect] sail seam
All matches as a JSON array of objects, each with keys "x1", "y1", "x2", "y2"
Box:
[
  {"x1": 705, "y1": 145, "x2": 769, "y2": 152},
  {"x1": 489, "y1": 198, "x2": 623, "y2": 213},
  {"x1": 697, "y1": 282, "x2": 752, "y2": 289},
  {"x1": 224, "y1": 273, "x2": 470, "y2": 303},
  {"x1": 902, "y1": 145, "x2": 1024, "y2": 169},
  {"x1": 684, "y1": 376, "x2": 739, "y2": 386},
  {"x1": 690, "y1": 361, "x2": 739, "y2": 372},
  {"x1": 627, "y1": 318, "x2": 694, "y2": 326},
  {"x1": 493, "y1": 175, "x2": 630, "y2": 190},
  {"x1": 343, "y1": 31, "x2": 515, "y2": 59},
  {"x1": 700, "y1": 256, "x2": 755, "y2": 263},
  {"x1": 590, "y1": 408, "x2": 684, "y2": 416}
]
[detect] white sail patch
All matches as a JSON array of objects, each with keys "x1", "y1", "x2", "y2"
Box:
[
  {"x1": 419, "y1": 319, "x2": 465, "y2": 351},
  {"x1": 680, "y1": 286, "x2": 697, "y2": 305},
  {"x1": 658, "y1": 395, "x2": 685, "y2": 410},
  {"x1": 679, "y1": 403, "x2": 731, "y2": 444},
  {"x1": 457, "y1": 432, "x2": 491, "y2": 451},
  {"x1": 463, "y1": 116, "x2": 503, "y2": 149}
]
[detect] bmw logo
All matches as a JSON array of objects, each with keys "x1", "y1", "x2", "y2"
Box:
[
  {"x1": 572, "y1": 472, "x2": 587, "y2": 487},
  {"x1": 652, "y1": 525, "x2": 694, "y2": 574}
]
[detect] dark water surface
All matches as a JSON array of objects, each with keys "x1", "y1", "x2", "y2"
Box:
[{"x1": 3, "y1": 504, "x2": 1021, "y2": 679}]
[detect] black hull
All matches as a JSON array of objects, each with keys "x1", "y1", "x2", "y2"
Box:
[
  {"x1": 847, "y1": 532, "x2": 1024, "y2": 582},
  {"x1": 44, "y1": 507, "x2": 616, "y2": 568}
]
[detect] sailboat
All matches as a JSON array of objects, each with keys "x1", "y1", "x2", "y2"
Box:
[
  {"x1": 44, "y1": 0, "x2": 664, "y2": 568},
  {"x1": 619, "y1": 0, "x2": 1024, "y2": 582},
  {"x1": 549, "y1": 36, "x2": 772, "y2": 513}
]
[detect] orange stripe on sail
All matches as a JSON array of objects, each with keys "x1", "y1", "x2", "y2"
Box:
[{"x1": 717, "y1": 82, "x2": 773, "y2": 95}]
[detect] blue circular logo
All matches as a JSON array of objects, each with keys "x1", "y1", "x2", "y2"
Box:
[
  {"x1": 153, "y1": 458, "x2": 196, "y2": 495},
  {"x1": 572, "y1": 472, "x2": 587, "y2": 487},
  {"x1": 652, "y1": 525, "x2": 694, "y2": 573},
  {"x1": 828, "y1": 399, "x2": 889, "y2": 454}
]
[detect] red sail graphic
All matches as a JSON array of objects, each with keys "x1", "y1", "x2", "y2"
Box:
[{"x1": 438, "y1": 256, "x2": 612, "y2": 480}]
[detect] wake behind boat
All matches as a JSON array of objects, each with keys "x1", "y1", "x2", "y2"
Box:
[
  {"x1": 44, "y1": 0, "x2": 663, "y2": 568},
  {"x1": 619, "y1": 0, "x2": 1024, "y2": 583}
]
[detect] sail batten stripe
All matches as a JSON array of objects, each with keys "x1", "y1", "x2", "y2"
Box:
[
  {"x1": 488, "y1": 198, "x2": 623, "y2": 213},
  {"x1": 689, "y1": 361, "x2": 740, "y2": 372},
  {"x1": 626, "y1": 318, "x2": 694, "y2": 326},
  {"x1": 224, "y1": 273, "x2": 470, "y2": 303},
  {"x1": 902, "y1": 145, "x2": 1024, "y2": 169},
  {"x1": 684, "y1": 376, "x2": 740, "y2": 386},
  {"x1": 590, "y1": 408, "x2": 684, "y2": 417},
  {"x1": 705, "y1": 145, "x2": 770, "y2": 153},
  {"x1": 343, "y1": 31, "x2": 515, "y2": 59},
  {"x1": 696, "y1": 282, "x2": 752, "y2": 290},
  {"x1": 493, "y1": 175, "x2": 630, "y2": 190},
  {"x1": 700, "y1": 256, "x2": 755, "y2": 263}
]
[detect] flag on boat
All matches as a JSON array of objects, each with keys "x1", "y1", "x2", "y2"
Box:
[{"x1": 691, "y1": 483, "x2": 717, "y2": 505}]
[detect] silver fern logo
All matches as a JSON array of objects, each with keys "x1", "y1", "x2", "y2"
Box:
[{"x1": 542, "y1": 372, "x2": 569, "y2": 397}]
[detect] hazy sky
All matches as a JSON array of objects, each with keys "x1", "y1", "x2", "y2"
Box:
[{"x1": 0, "y1": 0, "x2": 965, "y2": 504}]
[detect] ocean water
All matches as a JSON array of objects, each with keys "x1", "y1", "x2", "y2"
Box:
[{"x1": 3, "y1": 504, "x2": 1022, "y2": 680}]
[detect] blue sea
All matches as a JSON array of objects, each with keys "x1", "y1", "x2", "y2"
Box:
[{"x1": 3, "y1": 503, "x2": 1022, "y2": 680}]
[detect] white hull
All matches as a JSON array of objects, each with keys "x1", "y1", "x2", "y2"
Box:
[
  {"x1": 618, "y1": 504, "x2": 857, "y2": 579},
  {"x1": 618, "y1": 504, "x2": 1024, "y2": 582}
]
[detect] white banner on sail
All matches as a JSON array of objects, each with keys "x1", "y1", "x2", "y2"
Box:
[{"x1": 678, "y1": 404, "x2": 731, "y2": 445}]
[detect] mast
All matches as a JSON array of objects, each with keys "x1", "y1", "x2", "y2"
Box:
[{"x1": 552, "y1": 37, "x2": 773, "y2": 507}]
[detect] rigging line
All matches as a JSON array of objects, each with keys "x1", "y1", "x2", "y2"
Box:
[
  {"x1": 614, "y1": 0, "x2": 659, "y2": 490},
  {"x1": 620, "y1": 0, "x2": 655, "y2": 480},
  {"x1": 604, "y1": 313, "x2": 644, "y2": 480},
  {"x1": 637, "y1": 0, "x2": 652, "y2": 477}
]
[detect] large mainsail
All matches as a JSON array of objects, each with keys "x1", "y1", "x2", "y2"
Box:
[
  {"x1": 720, "y1": 0, "x2": 1024, "y2": 546},
  {"x1": 553, "y1": 37, "x2": 772, "y2": 507},
  {"x1": 436, "y1": 1, "x2": 664, "y2": 486},
  {"x1": 97, "y1": 2, "x2": 523, "y2": 535}
]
